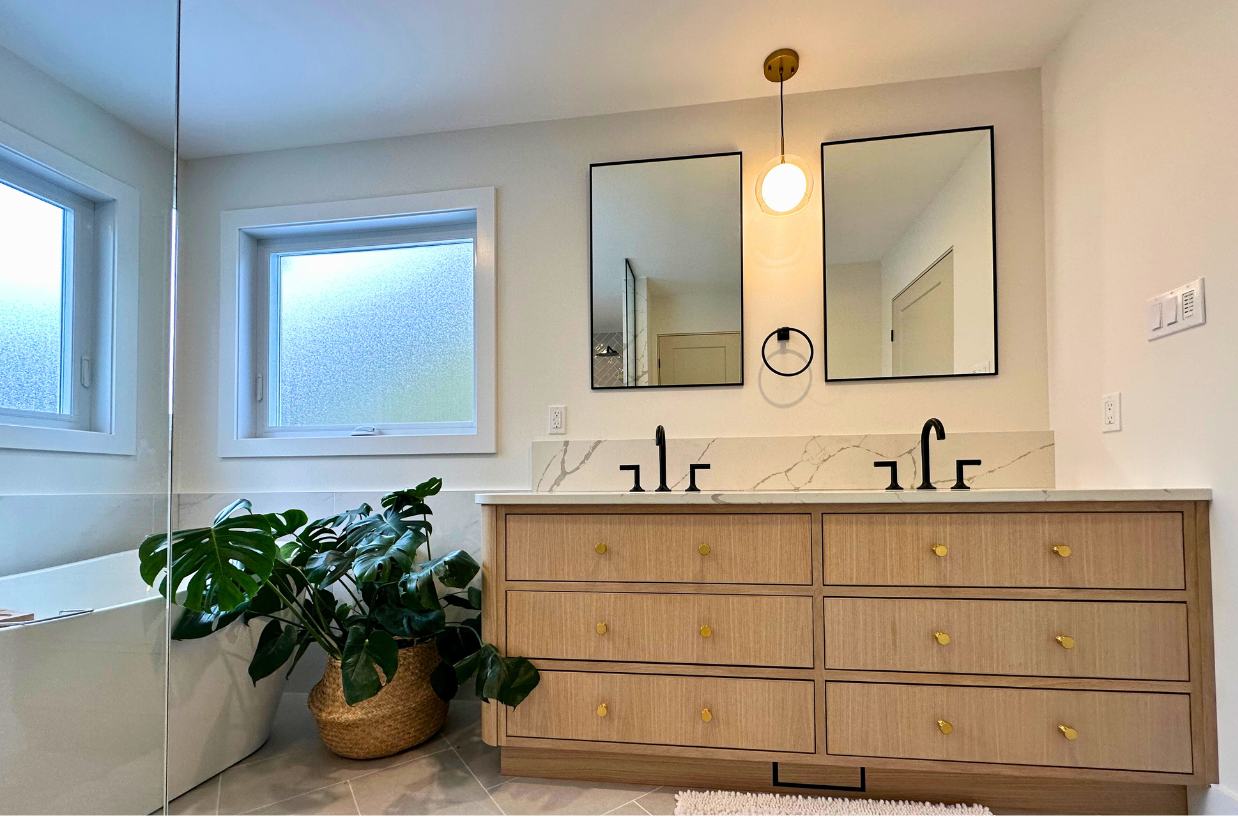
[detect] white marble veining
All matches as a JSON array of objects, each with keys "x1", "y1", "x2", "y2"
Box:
[
  {"x1": 476, "y1": 488, "x2": 1210, "y2": 505},
  {"x1": 531, "y1": 431, "x2": 1055, "y2": 493}
]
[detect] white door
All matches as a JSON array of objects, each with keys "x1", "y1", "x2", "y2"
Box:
[
  {"x1": 656, "y1": 332, "x2": 741, "y2": 385},
  {"x1": 892, "y1": 250, "x2": 954, "y2": 376}
]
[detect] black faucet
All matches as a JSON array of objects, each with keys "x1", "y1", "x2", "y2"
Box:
[
  {"x1": 654, "y1": 425, "x2": 671, "y2": 491},
  {"x1": 918, "y1": 418, "x2": 946, "y2": 490}
]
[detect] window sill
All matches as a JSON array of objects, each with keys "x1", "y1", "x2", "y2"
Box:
[
  {"x1": 0, "y1": 421, "x2": 137, "y2": 455},
  {"x1": 219, "y1": 431, "x2": 495, "y2": 458}
]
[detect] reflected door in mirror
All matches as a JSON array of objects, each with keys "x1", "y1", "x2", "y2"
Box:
[
  {"x1": 823, "y1": 128, "x2": 995, "y2": 381},
  {"x1": 590, "y1": 152, "x2": 743, "y2": 388}
]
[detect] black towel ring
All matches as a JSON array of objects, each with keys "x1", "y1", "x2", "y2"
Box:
[{"x1": 761, "y1": 327, "x2": 814, "y2": 377}]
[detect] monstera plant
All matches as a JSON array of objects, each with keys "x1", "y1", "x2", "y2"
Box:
[{"x1": 138, "y1": 479, "x2": 538, "y2": 710}]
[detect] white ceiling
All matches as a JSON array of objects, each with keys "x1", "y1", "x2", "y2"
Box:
[{"x1": 0, "y1": 0, "x2": 1088, "y2": 158}]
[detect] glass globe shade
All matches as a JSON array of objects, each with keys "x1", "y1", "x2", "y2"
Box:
[{"x1": 757, "y1": 157, "x2": 811, "y2": 214}]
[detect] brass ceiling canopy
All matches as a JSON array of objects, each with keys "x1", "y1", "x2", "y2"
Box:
[{"x1": 763, "y1": 48, "x2": 800, "y2": 83}]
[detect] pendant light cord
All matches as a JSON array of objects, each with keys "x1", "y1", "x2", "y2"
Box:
[{"x1": 779, "y1": 68, "x2": 786, "y2": 161}]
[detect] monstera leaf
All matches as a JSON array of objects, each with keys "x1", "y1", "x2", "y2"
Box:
[
  {"x1": 340, "y1": 625, "x2": 399, "y2": 704},
  {"x1": 349, "y1": 515, "x2": 428, "y2": 583},
  {"x1": 139, "y1": 499, "x2": 282, "y2": 613}
]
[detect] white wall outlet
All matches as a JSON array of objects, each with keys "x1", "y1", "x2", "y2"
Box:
[
  {"x1": 1147, "y1": 277, "x2": 1206, "y2": 340},
  {"x1": 547, "y1": 404, "x2": 566, "y2": 435},
  {"x1": 1101, "y1": 392, "x2": 1122, "y2": 433}
]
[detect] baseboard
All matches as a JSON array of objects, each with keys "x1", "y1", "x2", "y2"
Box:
[
  {"x1": 1189, "y1": 784, "x2": 1238, "y2": 815},
  {"x1": 500, "y1": 747, "x2": 1188, "y2": 815}
]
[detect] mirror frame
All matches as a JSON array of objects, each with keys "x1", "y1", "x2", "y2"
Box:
[
  {"x1": 820, "y1": 125, "x2": 997, "y2": 382},
  {"x1": 587, "y1": 150, "x2": 745, "y2": 391}
]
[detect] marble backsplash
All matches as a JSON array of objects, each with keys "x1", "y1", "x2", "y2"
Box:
[{"x1": 532, "y1": 431, "x2": 1055, "y2": 493}]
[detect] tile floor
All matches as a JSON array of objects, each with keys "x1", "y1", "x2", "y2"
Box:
[{"x1": 169, "y1": 694, "x2": 681, "y2": 815}]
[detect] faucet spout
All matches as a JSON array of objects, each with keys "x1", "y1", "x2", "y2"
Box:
[
  {"x1": 654, "y1": 425, "x2": 670, "y2": 491},
  {"x1": 918, "y1": 418, "x2": 946, "y2": 491}
]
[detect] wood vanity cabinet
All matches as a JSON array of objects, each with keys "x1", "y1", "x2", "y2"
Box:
[{"x1": 480, "y1": 498, "x2": 1216, "y2": 815}]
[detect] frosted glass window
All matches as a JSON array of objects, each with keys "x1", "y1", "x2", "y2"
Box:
[
  {"x1": 0, "y1": 180, "x2": 67, "y2": 415},
  {"x1": 271, "y1": 241, "x2": 475, "y2": 428}
]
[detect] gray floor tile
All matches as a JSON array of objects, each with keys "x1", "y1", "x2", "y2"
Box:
[
  {"x1": 218, "y1": 732, "x2": 450, "y2": 814},
  {"x1": 245, "y1": 781, "x2": 359, "y2": 815},
  {"x1": 633, "y1": 788, "x2": 680, "y2": 815},
  {"x1": 349, "y1": 750, "x2": 502, "y2": 815},
  {"x1": 487, "y1": 777, "x2": 657, "y2": 816},
  {"x1": 167, "y1": 775, "x2": 221, "y2": 815},
  {"x1": 605, "y1": 801, "x2": 651, "y2": 815}
]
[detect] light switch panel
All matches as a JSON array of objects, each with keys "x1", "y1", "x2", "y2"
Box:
[{"x1": 1148, "y1": 278, "x2": 1206, "y2": 340}]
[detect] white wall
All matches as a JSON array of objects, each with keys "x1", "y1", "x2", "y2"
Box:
[
  {"x1": 825, "y1": 261, "x2": 883, "y2": 377},
  {"x1": 0, "y1": 44, "x2": 172, "y2": 495},
  {"x1": 175, "y1": 69, "x2": 1048, "y2": 494},
  {"x1": 1043, "y1": 0, "x2": 1238, "y2": 810},
  {"x1": 881, "y1": 137, "x2": 994, "y2": 374},
  {"x1": 0, "y1": 45, "x2": 172, "y2": 576}
]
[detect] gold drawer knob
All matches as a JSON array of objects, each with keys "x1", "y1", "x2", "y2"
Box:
[
  {"x1": 933, "y1": 630, "x2": 952, "y2": 646},
  {"x1": 699, "y1": 624, "x2": 713, "y2": 638},
  {"x1": 596, "y1": 622, "x2": 608, "y2": 636},
  {"x1": 931, "y1": 543, "x2": 949, "y2": 557},
  {"x1": 937, "y1": 719, "x2": 954, "y2": 735},
  {"x1": 698, "y1": 543, "x2": 711, "y2": 556},
  {"x1": 1051, "y1": 544, "x2": 1072, "y2": 558},
  {"x1": 594, "y1": 542, "x2": 608, "y2": 555},
  {"x1": 701, "y1": 707, "x2": 713, "y2": 723},
  {"x1": 1058, "y1": 724, "x2": 1078, "y2": 741},
  {"x1": 596, "y1": 703, "x2": 608, "y2": 718},
  {"x1": 1055, "y1": 634, "x2": 1075, "y2": 650}
]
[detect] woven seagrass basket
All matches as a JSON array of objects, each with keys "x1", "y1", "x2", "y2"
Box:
[{"x1": 307, "y1": 642, "x2": 448, "y2": 759}]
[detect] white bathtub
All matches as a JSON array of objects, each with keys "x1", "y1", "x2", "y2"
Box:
[{"x1": 0, "y1": 549, "x2": 285, "y2": 814}]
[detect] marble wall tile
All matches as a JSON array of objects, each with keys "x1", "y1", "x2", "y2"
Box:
[
  {"x1": 0, "y1": 493, "x2": 168, "y2": 578},
  {"x1": 531, "y1": 431, "x2": 1055, "y2": 493},
  {"x1": 176, "y1": 491, "x2": 337, "y2": 530}
]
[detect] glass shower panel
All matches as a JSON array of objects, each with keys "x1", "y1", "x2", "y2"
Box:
[{"x1": 0, "y1": 0, "x2": 179, "y2": 814}]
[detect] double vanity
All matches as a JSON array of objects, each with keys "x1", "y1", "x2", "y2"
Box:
[{"x1": 478, "y1": 488, "x2": 1216, "y2": 815}]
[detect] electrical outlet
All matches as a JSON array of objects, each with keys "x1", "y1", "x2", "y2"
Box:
[
  {"x1": 1101, "y1": 392, "x2": 1121, "y2": 433},
  {"x1": 547, "y1": 404, "x2": 566, "y2": 435}
]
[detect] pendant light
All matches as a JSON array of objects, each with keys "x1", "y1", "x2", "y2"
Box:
[{"x1": 756, "y1": 48, "x2": 812, "y2": 215}]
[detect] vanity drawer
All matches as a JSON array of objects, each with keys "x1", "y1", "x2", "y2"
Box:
[
  {"x1": 508, "y1": 671, "x2": 815, "y2": 753},
  {"x1": 508, "y1": 591, "x2": 814, "y2": 667},
  {"x1": 824, "y1": 598, "x2": 1189, "y2": 680},
  {"x1": 506, "y1": 514, "x2": 811, "y2": 584},
  {"x1": 823, "y1": 513, "x2": 1184, "y2": 589},
  {"x1": 826, "y1": 682, "x2": 1192, "y2": 773}
]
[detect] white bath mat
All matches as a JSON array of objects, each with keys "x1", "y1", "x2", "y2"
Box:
[{"x1": 673, "y1": 789, "x2": 992, "y2": 816}]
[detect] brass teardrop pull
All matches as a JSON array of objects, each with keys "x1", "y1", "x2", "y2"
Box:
[
  {"x1": 596, "y1": 702, "x2": 608, "y2": 718},
  {"x1": 1059, "y1": 723, "x2": 1078, "y2": 741},
  {"x1": 931, "y1": 543, "x2": 948, "y2": 557},
  {"x1": 933, "y1": 630, "x2": 952, "y2": 646},
  {"x1": 701, "y1": 707, "x2": 713, "y2": 723},
  {"x1": 594, "y1": 542, "x2": 609, "y2": 555},
  {"x1": 937, "y1": 719, "x2": 954, "y2": 735},
  {"x1": 596, "y1": 622, "x2": 608, "y2": 636}
]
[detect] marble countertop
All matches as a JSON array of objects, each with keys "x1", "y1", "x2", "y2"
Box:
[{"x1": 475, "y1": 488, "x2": 1211, "y2": 505}]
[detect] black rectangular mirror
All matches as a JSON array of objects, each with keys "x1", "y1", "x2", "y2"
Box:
[
  {"x1": 589, "y1": 152, "x2": 743, "y2": 389},
  {"x1": 822, "y1": 127, "x2": 996, "y2": 381}
]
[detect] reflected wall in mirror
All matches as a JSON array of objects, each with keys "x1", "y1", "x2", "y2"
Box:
[
  {"x1": 590, "y1": 152, "x2": 743, "y2": 388},
  {"x1": 822, "y1": 127, "x2": 995, "y2": 381}
]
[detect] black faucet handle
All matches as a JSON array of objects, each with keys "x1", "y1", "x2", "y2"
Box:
[
  {"x1": 686, "y1": 463, "x2": 711, "y2": 493},
  {"x1": 952, "y1": 459, "x2": 983, "y2": 491},
  {"x1": 619, "y1": 464, "x2": 644, "y2": 493},
  {"x1": 873, "y1": 460, "x2": 902, "y2": 491}
]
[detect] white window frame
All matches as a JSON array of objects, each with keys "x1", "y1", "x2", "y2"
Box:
[
  {"x1": 218, "y1": 188, "x2": 496, "y2": 457},
  {"x1": 0, "y1": 119, "x2": 140, "y2": 456}
]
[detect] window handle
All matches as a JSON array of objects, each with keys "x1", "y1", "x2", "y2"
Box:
[
  {"x1": 255, "y1": 374, "x2": 264, "y2": 403},
  {"x1": 79, "y1": 356, "x2": 92, "y2": 389},
  {"x1": 350, "y1": 425, "x2": 379, "y2": 437}
]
